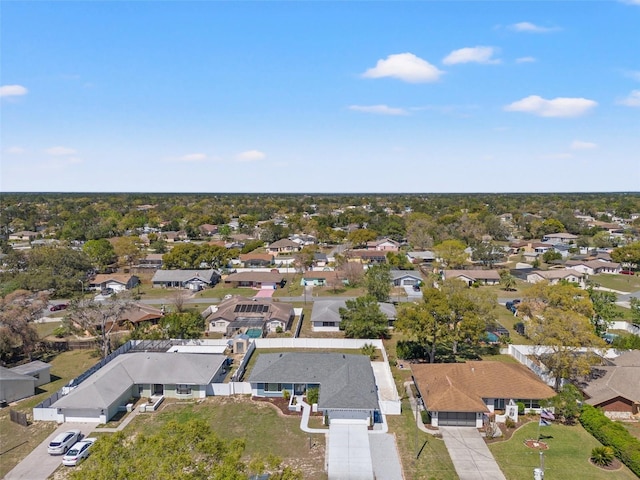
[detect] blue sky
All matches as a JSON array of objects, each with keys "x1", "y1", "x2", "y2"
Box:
[{"x1": 1, "y1": 1, "x2": 639, "y2": 193}]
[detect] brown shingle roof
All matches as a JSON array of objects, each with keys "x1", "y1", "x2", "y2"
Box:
[
  {"x1": 412, "y1": 361, "x2": 555, "y2": 412},
  {"x1": 239, "y1": 253, "x2": 274, "y2": 262},
  {"x1": 92, "y1": 274, "x2": 136, "y2": 285}
]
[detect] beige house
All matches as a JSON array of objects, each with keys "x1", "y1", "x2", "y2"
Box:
[
  {"x1": 443, "y1": 269, "x2": 501, "y2": 286},
  {"x1": 526, "y1": 269, "x2": 586, "y2": 288}
]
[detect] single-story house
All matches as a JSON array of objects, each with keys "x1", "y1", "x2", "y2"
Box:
[
  {"x1": 9, "y1": 360, "x2": 51, "y2": 387},
  {"x1": 152, "y1": 269, "x2": 221, "y2": 290},
  {"x1": 205, "y1": 296, "x2": 294, "y2": 336},
  {"x1": 223, "y1": 271, "x2": 285, "y2": 289},
  {"x1": 579, "y1": 350, "x2": 640, "y2": 419},
  {"x1": 565, "y1": 260, "x2": 621, "y2": 275},
  {"x1": 161, "y1": 230, "x2": 188, "y2": 242},
  {"x1": 90, "y1": 274, "x2": 140, "y2": 292},
  {"x1": 313, "y1": 252, "x2": 329, "y2": 267},
  {"x1": 199, "y1": 224, "x2": 218, "y2": 236},
  {"x1": 0, "y1": 366, "x2": 36, "y2": 403},
  {"x1": 391, "y1": 270, "x2": 422, "y2": 287},
  {"x1": 541, "y1": 232, "x2": 579, "y2": 245},
  {"x1": 8, "y1": 231, "x2": 38, "y2": 242},
  {"x1": 50, "y1": 352, "x2": 228, "y2": 423},
  {"x1": 300, "y1": 270, "x2": 341, "y2": 287},
  {"x1": 406, "y1": 251, "x2": 436, "y2": 265},
  {"x1": 412, "y1": 361, "x2": 555, "y2": 427},
  {"x1": 138, "y1": 253, "x2": 164, "y2": 269},
  {"x1": 107, "y1": 304, "x2": 165, "y2": 331},
  {"x1": 526, "y1": 269, "x2": 586, "y2": 288},
  {"x1": 310, "y1": 299, "x2": 396, "y2": 332},
  {"x1": 239, "y1": 253, "x2": 274, "y2": 268},
  {"x1": 348, "y1": 250, "x2": 387, "y2": 264},
  {"x1": 443, "y1": 270, "x2": 501, "y2": 286},
  {"x1": 266, "y1": 239, "x2": 301, "y2": 256},
  {"x1": 367, "y1": 238, "x2": 400, "y2": 252},
  {"x1": 248, "y1": 352, "x2": 381, "y2": 425}
]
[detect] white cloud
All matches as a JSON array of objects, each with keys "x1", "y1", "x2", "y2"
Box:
[
  {"x1": 442, "y1": 46, "x2": 501, "y2": 65},
  {"x1": 516, "y1": 56, "x2": 537, "y2": 64},
  {"x1": 45, "y1": 146, "x2": 77, "y2": 156},
  {"x1": 362, "y1": 53, "x2": 444, "y2": 83},
  {"x1": 178, "y1": 153, "x2": 207, "y2": 162},
  {"x1": 626, "y1": 71, "x2": 640, "y2": 81},
  {"x1": 504, "y1": 95, "x2": 597, "y2": 117},
  {"x1": 236, "y1": 150, "x2": 266, "y2": 162},
  {"x1": 6, "y1": 146, "x2": 26, "y2": 154},
  {"x1": 571, "y1": 140, "x2": 597, "y2": 150},
  {"x1": 620, "y1": 0, "x2": 640, "y2": 5},
  {"x1": 617, "y1": 90, "x2": 640, "y2": 107},
  {"x1": 0, "y1": 84, "x2": 28, "y2": 97},
  {"x1": 348, "y1": 104, "x2": 409, "y2": 116},
  {"x1": 509, "y1": 22, "x2": 559, "y2": 33}
]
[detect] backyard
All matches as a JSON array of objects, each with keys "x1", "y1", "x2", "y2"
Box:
[{"x1": 489, "y1": 420, "x2": 639, "y2": 479}]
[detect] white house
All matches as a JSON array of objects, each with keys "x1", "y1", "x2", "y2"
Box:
[{"x1": 526, "y1": 269, "x2": 586, "y2": 288}]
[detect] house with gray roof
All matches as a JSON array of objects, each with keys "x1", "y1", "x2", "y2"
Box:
[
  {"x1": 310, "y1": 299, "x2": 396, "y2": 332},
  {"x1": 151, "y1": 269, "x2": 220, "y2": 289},
  {"x1": 247, "y1": 352, "x2": 380, "y2": 425},
  {"x1": 390, "y1": 270, "x2": 422, "y2": 287},
  {"x1": 50, "y1": 352, "x2": 227, "y2": 423},
  {"x1": 0, "y1": 366, "x2": 36, "y2": 403},
  {"x1": 10, "y1": 360, "x2": 51, "y2": 387}
]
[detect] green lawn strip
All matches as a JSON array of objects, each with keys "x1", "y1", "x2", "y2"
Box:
[
  {"x1": 495, "y1": 309, "x2": 531, "y2": 344},
  {"x1": 387, "y1": 399, "x2": 458, "y2": 480},
  {"x1": 35, "y1": 320, "x2": 64, "y2": 339},
  {"x1": 489, "y1": 421, "x2": 639, "y2": 480},
  {"x1": 124, "y1": 397, "x2": 327, "y2": 479},
  {"x1": 0, "y1": 349, "x2": 98, "y2": 478},
  {"x1": 481, "y1": 354, "x2": 520, "y2": 363},
  {"x1": 590, "y1": 274, "x2": 640, "y2": 293}
]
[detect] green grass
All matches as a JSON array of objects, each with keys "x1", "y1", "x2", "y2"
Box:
[
  {"x1": 489, "y1": 421, "x2": 639, "y2": 480},
  {"x1": 621, "y1": 421, "x2": 640, "y2": 441},
  {"x1": 35, "y1": 320, "x2": 63, "y2": 339},
  {"x1": 590, "y1": 273, "x2": 640, "y2": 293},
  {"x1": 103, "y1": 396, "x2": 328, "y2": 479},
  {"x1": 0, "y1": 349, "x2": 98, "y2": 478},
  {"x1": 387, "y1": 399, "x2": 458, "y2": 480}
]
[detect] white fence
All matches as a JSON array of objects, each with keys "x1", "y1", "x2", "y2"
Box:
[
  {"x1": 610, "y1": 321, "x2": 640, "y2": 336},
  {"x1": 209, "y1": 382, "x2": 252, "y2": 396}
]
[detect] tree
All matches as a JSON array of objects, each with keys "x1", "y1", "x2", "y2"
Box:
[
  {"x1": 538, "y1": 218, "x2": 565, "y2": 236},
  {"x1": 405, "y1": 215, "x2": 435, "y2": 250},
  {"x1": 68, "y1": 294, "x2": 136, "y2": 358},
  {"x1": 542, "y1": 250, "x2": 562, "y2": 263},
  {"x1": 364, "y1": 264, "x2": 392, "y2": 302},
  {"x1": 523, "y1": 307, "x2": 604, "y2": 391},
  {"x1": 0, "y1": 290, "x2": 48, "y2": 362},
  {"x1": 544, "y1": 383, "x2": 583, "y2": 425},
  {"x1": 587, "y1": 288, "x2": 617, "y2": 337},
  {"x1": 199, "y1": 244, "x2": 232, "y2": 269},
  {"x1": 83, "y1": 238, "x2": 117, "y2": 271},
  {"x1": 499, "y1": 269, "x2": 517, "y2": 291},
  {"x1": 111, "y1": 236, "x2": 143, "y2": 267},
  {"x1": 338, "y1": 295, "x2": 390, "y2": 339},
  {"x1": 471, "y1": 241, "x2": 505, "y2": 268},
  {"x1": 346, "y1": 229, "x2": 378, "y2": 248},
  {"x1": 630, "y1": 297, "x2": 640, "y2": 324},
  {"x1": 218, "y1": 224, "x2": 232, "y2": 241},
  {"x1": 386, "y1": 251, "x2": 413, "y2": 270},
  {"x1": 611, "y1": 241, "x2": 640, "y2": 268},
  {"x1": 434, "y1": 239, "x2": 468, "y2": 269},
  {"x1": 395, "y1": 287, "x2": 450, "y2": 363},
  {"x1": 160, "y1": 311, "x2": 204, "y2": 339},
  {"x1": 162, "y1": 243, "x2": 202, "y2": 269}
]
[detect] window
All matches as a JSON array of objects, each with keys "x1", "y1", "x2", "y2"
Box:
[
  {"x1": 265, "y1": 383, "x2": 281, "y2": 392},
  {"x1": 322, "y1": 322, "x2": 335, "y2": 327},
  {"x1": 177, "y1": 384, "x2": 192, "y2": 395}
]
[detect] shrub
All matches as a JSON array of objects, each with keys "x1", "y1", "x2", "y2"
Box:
[
  {"x1": 505, "y1": 417, "x2": 516, "y2": 429},
  {"x1": 580, "y1": 404, "x2": 640, "y2": 476},
  {"x1": 591, "y1": 446, "x2": 615, "y2": 467},
  {"x1": 420, "y1": 410, "x2": 430, "y2": 424},
  {"x1": 275, "y1": 326, "x2": 283, "y2": 334},
  {"x1": 282, "y1": 389, "x2": 290, "y2": 401},
  {"x1": 516, "y1": 402, "x2": 526, "y2": 415},
  {"x1": 306, "y1": 387, "x2": 319, "y2": 405},
  {"x1": 360, "y1": 343, "x2": 377, "y2": 360}
]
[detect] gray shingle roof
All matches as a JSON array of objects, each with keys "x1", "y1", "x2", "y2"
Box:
[
  {"x1": 53, "y1": 353, "x2": 226, "y2": 409},
  {"x1": 247, "y1": 352, "x2": 379, "y2": 410},
  {"x1": 311, "y1": 299, "x2": 396, "y2": 324},
  {"x1": 152, "y1": 269, "x2": 220, "y2": 284}
]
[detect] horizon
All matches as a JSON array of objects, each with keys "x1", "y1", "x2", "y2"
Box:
[{"x1": 2, "y1": 1, "x2": 639, "y2": 193}]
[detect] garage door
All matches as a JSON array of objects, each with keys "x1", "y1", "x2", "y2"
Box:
[{"x1": 438, "y1": 412, "x2": 477, "y2": 426}]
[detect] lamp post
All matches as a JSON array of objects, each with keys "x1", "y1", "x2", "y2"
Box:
[{"x1": 78, "y1": 279, "x2": 84, "y2": 295}]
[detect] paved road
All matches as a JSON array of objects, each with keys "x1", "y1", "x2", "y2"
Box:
[
  {"x1": 440, "y1": 427, "x2": 507, "y2": 480},
  {"x1": 5, "y1": 423, "x2": 95, "y2": 480}
]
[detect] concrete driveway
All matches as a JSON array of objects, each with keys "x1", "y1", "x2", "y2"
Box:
[
  {"x1": 440, "y1": 427, "x2": 506, "y2": 480},
  {"x1": 5, "y1": 422, "x2": 95, "y2": 480}
]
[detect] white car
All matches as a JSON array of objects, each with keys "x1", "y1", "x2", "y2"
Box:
[
  {"x1": 47, "y1": 429, "x2": 82, "y2": 455},
  {"x1": 62, "y1": 437, "x2": 97, "y2": 466}
]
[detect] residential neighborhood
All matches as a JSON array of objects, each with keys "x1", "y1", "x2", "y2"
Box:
[{"x1": 1, "y1": 192, "x2": 640, "y2": 480}]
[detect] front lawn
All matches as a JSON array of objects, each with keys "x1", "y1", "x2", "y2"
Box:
[
  {"x1": 489, "y1": 421, "x2": 639, "y2": 479},
  {"x1": 591, "y1": 273, "x2": 640, "y2": 293}
]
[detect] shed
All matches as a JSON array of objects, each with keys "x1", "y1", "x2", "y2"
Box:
[
  {"x1": 0, "y1": 366, "x2": 36, "y2": 403},
  {"x1": 10, "y1": 360, "x2": 51, "y2": 387}
]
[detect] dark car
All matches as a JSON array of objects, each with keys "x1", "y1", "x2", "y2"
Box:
[
  {"x1": 50, "y1": 304, "x2": 69, "y2": 312},
  {"x1": 412, "y1": 284, "x2": 421, "y2": 292},
  {"x1": 100, "y1": 288, "x2": 115, "y2": 296}
]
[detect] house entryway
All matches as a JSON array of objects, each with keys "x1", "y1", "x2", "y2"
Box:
[{"x1": 153, "y1": 384, "x2": 164, "y2": 395}]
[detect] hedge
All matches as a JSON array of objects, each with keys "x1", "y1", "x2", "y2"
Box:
[{"x1": 579, "y1": 404, "x2": 640, "y2": 476}]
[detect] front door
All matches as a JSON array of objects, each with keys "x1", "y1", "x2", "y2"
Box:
[
  {"x1": 294, "y1": 384, "x2": 305, "y2": 396},
  {"x1": 153, "y1": 384, "x2": 164, "y2": 395}
]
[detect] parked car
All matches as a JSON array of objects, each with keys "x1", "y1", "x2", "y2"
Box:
[
  {"x1": 50, "y1": 304, "x2": 69, "y2": 312},
  {"x1": 47, "y1": 430, "x2": 82, "y2": 455},
  {"x1": 100, "y1": 287, "x2": 115, "y2": 296},
  {"x1": 62, "y1": 437, "x2": 96, "y2": 466},
  {"x1": 412, "y1": 284, "x2": 421, "y2": 292}
]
